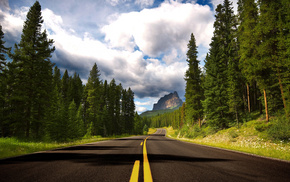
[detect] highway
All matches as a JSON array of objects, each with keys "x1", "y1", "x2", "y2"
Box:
[{"x1": 0, "y1": 129, "x2": 289, "y2": 181}]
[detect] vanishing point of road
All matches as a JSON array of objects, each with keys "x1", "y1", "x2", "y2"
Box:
[{"x1": 0, "y1": 129, "x2": 289, "y2": 182}]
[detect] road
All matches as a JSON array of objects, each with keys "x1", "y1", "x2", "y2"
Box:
[{"x1": 0, "y1": 129, "x2": 289, "y2": 182}]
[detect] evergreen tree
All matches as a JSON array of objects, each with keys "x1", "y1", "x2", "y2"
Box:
[
  {"x1": 0, "y1": 24, "x2": 10, "y2": 137},
  {"x1": 46, "y1": 84, "x2": 63, "y2": 141},
  {"x1": 184, "y1": 33, "x2": 203, "y2": 127},
  {"x1": 8, "y1": 1, "x2": 55, "y2": 137},
  {"x1": 256, "y1": 0, "x2": 285, "y2": 121},
  {"x1": 226, "y1": 1, "x2": 242, "y2": 126},
  {"x1": 53, "y1": 66, "x2": 61, "y2": 92},
  {"x1": 68, "y1": 100, "x2": 78, "y2": 140},
  {"x1": 203, "y1": 0, "x2": 237, "y2": 129},
  {"x1": 85, "y1": 63, "x2": 102, "y2": 135},
  {"x1": 134, "y1": 112, "x2": 143, "y2": 135},
  {"x1": 76, "y1": 104, "x2": 85, "y2": 138},
  {"x1": 0, "y1": 25, "x2": 9, "y2": 73},
  {"x1": 127, "y1": 88, "x2": 135, "y2": 133},
  {"x1": 277, "y1": 0, "x2": 290, "y2": 116},
  {"x1": 69, "y1": 72, "x2": 83, "y2": 108},
  {"x1": 237, "y1": 0, "x2": 259, "y2": 113},
  {"x1": 107, "y1": 79, "x2": 122, "y2": 135},
  {"x1": 61, "y1": 70, "x2": 70, "y2": 106},
  {"x1": 121, "y1": 89, "x2": 129, "y2": 133}
]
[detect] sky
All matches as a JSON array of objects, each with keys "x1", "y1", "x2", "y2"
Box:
[{"x1": 0, "y1": 0, "x2": 238, "y2": 113}]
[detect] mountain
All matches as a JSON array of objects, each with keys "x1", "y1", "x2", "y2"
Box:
[
  {"x1": 153, "y1": 91, "x2": 183, "y2": 110},
  {"x1": 140, "y1": 91, "x2": 183, "y2": 117}
]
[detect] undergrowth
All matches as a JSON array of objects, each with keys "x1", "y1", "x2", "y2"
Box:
[
  {"x1": 0, "y1": 135, "x2": 129, "y2": 160},
  {"x1": 166, "y1": 111, "x2": 290, "y2": 161}
]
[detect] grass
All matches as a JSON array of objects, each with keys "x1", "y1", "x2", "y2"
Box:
[
  {"x1": 165, "y1": 119, "x2": 290, "y2": 161},
  {"x1": 148, "y1": 128, "x2": 157, "y2": 134},
  {"x1": 0, "y1": 135, "x2": 130, "y2": 160}
]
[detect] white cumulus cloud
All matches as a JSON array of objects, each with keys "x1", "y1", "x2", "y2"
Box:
[{"x1": 102, "y1": 1, "x2": 214, "y2": 57}]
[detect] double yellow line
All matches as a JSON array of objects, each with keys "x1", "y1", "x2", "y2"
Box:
[{"x1": 129, "y1": 136, "x2": 153, "y2": 182}]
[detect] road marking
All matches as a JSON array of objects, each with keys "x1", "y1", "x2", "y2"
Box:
[
  {"x1": 143, "y1": 137, "x2": 153, "y2": 182},
  {"x1": 140, "y1": 142, "x2": 143, "y2": 146},
  {"x1": 129, "y1": 160, "x2": 140, "y2": 182}
]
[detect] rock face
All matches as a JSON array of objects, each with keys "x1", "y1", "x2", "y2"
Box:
[{"x1": 153, "y1": 91, "x2": 183, "y2": 111}]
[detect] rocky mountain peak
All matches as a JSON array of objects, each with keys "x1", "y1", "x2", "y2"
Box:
[{"x1": 153, "y1": 91, "x2": 183, "y2": 111}]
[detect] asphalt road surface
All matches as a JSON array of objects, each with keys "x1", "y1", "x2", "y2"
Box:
[{"x1": 0, "y1": 129, "x2": 289, "y2": 182}]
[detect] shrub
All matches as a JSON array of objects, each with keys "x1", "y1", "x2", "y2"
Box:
[
  {"x1": 255, "y1": 122, "x2": 273, "y2": 132},
  {"x1": 267, "y1": 115, "x2": 290, "y2": 141},
  {"x1": 229, "y1": 129, "x2": 239, "y2": 138}
]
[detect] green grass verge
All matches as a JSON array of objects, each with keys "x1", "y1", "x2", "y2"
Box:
[
  {"x1": 0, "y1": 135, "x2": 130, "y2": 160},
  {"x1": 165, "y1": 123, "x2": 290, "y2": 161}
]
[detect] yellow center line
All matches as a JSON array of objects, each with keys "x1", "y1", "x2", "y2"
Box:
[
  {"x1": 129, "y1": 160, "x2": 140, "y2": 182},
  {"x1": 140, "y1": 142, "x2": 143, "y2": 146},
  {"x1": 143, "y1": 136, "x2": 153, "y2": 182},
  {"x1": 129, "y1": 136, "x2": 153, "y2": 182}
]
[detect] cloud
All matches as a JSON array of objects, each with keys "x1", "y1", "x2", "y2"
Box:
[
  {"x1": 0, "y1": 0, "x2": 10, "y2": 11},
  {"x1": 106, "y1": 0, "x2": 130, "y2": 6},
  {"x1": 102, "y1": 1, "x2": 214, "y2": 57},
  {"x1": 136, "y1": 106, "x2": 147, "y2": 113},
  {"x1": 41, "y1": 3, "x2": 194, "y2": 100},
  {"x1": 135, "y1": 0, "x2": 155, "y2": 8},
  {"x1": 0, "y1": 5, "x2": 30, "y2": 50},
  {"x1": 2, "y1": 0, "x2": 216, "y2": 111}
]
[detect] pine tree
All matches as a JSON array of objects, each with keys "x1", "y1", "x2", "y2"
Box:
[
  {"x1": 61, "y1": 70, "x2": 70, "y2": 106},
  {"x1": 53, "y1": 66, "x2": 61, "y2": 92},
  {"x1": 0, "y1": 24, "x2": 10, "y2": 137},
  {"x1": 76, "y1": 104, "x2": 85, "y2": 138},
  {"x1": 121, "y1": 89, "x2": 129, "y2": 133},
  {"x1": 226, "y1": 1, "x2": 242, "y2": 126},
  {"x1": 237, "y1": 0, "x2": 259, "y2": 114},
  {"x1": 127, "y1": 87, "x2": 135, "y2": 133},
  {"x1": 184, "y1": 33, "x2": 203, "y2": 127},
  {"x1": 8, "y1": 1, "x2": 55, "y2": 137},
  {"x1": 203, "y1": 0, "x2": 237, "y2": 129},
  {"x1": 256, "y1": 0, "x2": 285, "y2": 121},
  {"x1": 69, "y1": 72, "x2": 83, "y2": 108},
  {"x1": 85, "y1": 63, "x2": 102, "y2": 135},
  {"x1": 0, "y1": 25, "x2": 9, "y2": 73},
  {"x1": 46, "y1": 84, "x2": 63, "y2": 141},
  {"x1": 277, "y1": 0, "x2": 290, "y2": 116},
  {"x1": 68, "y1": 100, "x2": 78, "y2": 140}
]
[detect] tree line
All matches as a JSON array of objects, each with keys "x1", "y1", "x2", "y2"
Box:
[
  {"x1": 0, "y1": 1, "x2": 147, "y2": 141},
  {"x1": 149, "y1": 0, "x2": 290, "y2": 134}
]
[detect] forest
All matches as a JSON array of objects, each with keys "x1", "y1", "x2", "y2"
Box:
[
  {"x1": 149, "y1": 0, "x2": 290, "y2": 141},
  {"x1": 0, "y1": 1, "x2": 149, "y2": 142}
]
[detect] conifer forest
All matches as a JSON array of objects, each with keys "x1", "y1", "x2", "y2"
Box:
[
  {"x1": 149, "y1": 0, "x2": 290, "y2": 141},
  {"x1": 0, "y1": 1, "x2": 149, "y2": 141},
  {"x1": 0, "y1": 0, "x2": 289, "y2": 142}
]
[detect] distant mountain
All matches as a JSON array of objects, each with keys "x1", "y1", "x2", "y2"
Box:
[
  {"x1": 140, "y1": 91, "x2": 183, "y2": 117},
  {"x1": 153, "y1": 91, "x2": 183, "y2": 111},
  {"x1": 140, "y1": 106, "x2": 180, "y2": 117}
]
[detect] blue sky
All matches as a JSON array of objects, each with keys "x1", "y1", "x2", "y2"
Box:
[{"x1": 0, "y1": 0, "x2": 238, "y2": 113}]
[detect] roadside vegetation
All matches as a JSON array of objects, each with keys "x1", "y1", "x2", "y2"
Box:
[
  {"x1": 145, "y1": 0, "x2": 290, "y2": 161},
  {"x1": 0, "y1": 1, "x2": 151, "y2": 143},
  {"x1": 0, "y1": 135, "x2": 133, "y2": 160},
  {"x1": 164, "y1": 111, "x2": 290, "y2": 161}
]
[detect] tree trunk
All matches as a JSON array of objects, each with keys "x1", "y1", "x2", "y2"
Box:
[
  {"x1": 247, "y1": 83, "x2": 251, "y2": 112},
  {"x1": 198, "y1": 118, "x2": 201, "y2": 128},
  {"x1": 263, "y1": 89, "x2": 269, "y2": 122}
]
